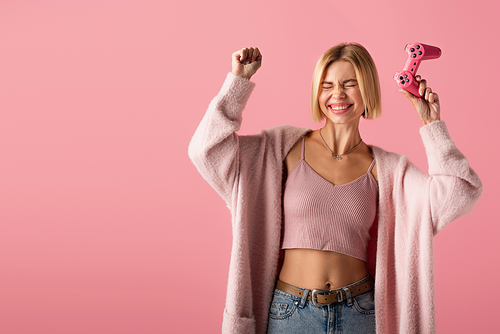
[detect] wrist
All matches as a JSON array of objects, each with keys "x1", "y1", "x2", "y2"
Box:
[
  {"x1": 422, "y1": 117, "x2": 441, "y2": 125},
  {"x1": 232, "y1": 72, "x2": 252, "y2": 80}
]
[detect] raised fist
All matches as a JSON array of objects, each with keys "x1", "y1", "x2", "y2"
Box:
[{"x1": 231, "y1": 47, "x2": 262, "y2": 80}]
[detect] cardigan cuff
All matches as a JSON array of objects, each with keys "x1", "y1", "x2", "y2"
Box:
[
  {"x1": 216, "y1": 73, "x2": 256, "y2": 120},
  {"x1": 222, "y1": 309, "x2": 255, "y2": 334},
  {"x1": 419, "y1": 120, "x2": 453, "y2": 157},
  {"x1": 224, "y1": 72, "x2": 255, "y2": 94}
]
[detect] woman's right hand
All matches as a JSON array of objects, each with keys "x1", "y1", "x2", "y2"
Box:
[{"x1": 231, "y1": 47, "x2": 262, "y2": 80}]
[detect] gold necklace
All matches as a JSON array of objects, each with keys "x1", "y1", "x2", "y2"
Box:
[{"x1": 319, "y1": 128, "x2": 363, "y2": 160}]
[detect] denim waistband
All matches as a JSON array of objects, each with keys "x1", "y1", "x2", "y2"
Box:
[{"x1": 275, "y1": 274, "x2": 374, "y2": 308}]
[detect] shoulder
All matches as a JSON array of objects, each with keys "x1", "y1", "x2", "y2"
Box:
[
  {"x1": 240, "y1": 125, "x2": 311, "y2": 159},
  {"x1": 370, "y1": 145, "x2": 427, "y2": 189},
  {"x1": 259, "y1": 125, "x2": 310, "y2": 144},
  {"x1": 371, "y1": 145, "x2": 408, "y2": 165},
  {"x1": 370, "y1": 145, "x2": 412, "y2": 178}
]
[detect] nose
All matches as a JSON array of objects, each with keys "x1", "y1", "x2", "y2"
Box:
[{"x1": 332, "y1": 85, "x2": 346, "y2": 98}]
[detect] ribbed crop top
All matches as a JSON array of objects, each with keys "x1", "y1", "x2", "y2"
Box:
[{"x1": 281, "y1": 136, "x2": 378, "y2": 261}]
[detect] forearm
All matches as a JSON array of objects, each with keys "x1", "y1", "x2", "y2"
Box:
[
  {"x1": 188, "y1": 73, "x2": 255, "y2": 200},
  {"x1": 419, "y1": 121, "x2": 483, "y2": 232}
]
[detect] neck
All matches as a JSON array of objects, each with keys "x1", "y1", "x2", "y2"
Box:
[{"x1": 320, "y1": 119, "x2": 362, "y2": 154}]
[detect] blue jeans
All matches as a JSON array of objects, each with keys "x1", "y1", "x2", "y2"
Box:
[{"x1": 267, "y1": 275, "x2": 375, "y2": 334}]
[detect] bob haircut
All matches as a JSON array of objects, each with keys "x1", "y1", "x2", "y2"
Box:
[{"x1": 311, "y1": 43, "x2": 382, "y2": 122}]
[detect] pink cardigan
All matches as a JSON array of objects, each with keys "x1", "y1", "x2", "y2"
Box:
[{"x1": 188, "y1": 73, "x2": 482, "y2": 334}]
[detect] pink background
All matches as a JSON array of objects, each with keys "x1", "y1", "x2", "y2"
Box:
[{"x1": 0, "y1": 0, "x2": 498, "y2": 333}]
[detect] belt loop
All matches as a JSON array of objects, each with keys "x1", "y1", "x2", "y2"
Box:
[
  {"x1": 299, "y1": 288, "x2": 309, "y2": 308},
  {"x1": 343, "y1": 287, "x2": 353, "y2": 306}
]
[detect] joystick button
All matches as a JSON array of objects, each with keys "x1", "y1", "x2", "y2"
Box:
[
  {"x1": 410, "y1": 48, "x2": 415, "y2": 52},
  {"x1": 416, "y1": 45, "x2": 420, "y2": 49},
  {"x1": 400, "y1": 76, "x2": 404, "y2": 80},
  {"x1": 418, "y1": 51, "x2": 422, "y2": 55},
  {"x1": 412, "y1": 54, "x2": 417, "y2": 58},
  {"x1": 405, "y1": 79, "x2": 409, "y2": 83},
  {"x1": 404, "y1": 74, "x2": 408, "y2": 78}
]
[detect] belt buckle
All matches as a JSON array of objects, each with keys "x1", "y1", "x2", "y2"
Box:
[{"x1": 311, "y1": 289, "x2": 331, "y2": 308}]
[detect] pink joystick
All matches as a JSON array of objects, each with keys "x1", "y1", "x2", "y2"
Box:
[{"x1": 394, "y1": 43, "x2": 442, "y2": 97}]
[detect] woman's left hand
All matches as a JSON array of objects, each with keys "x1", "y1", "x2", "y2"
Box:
[{"x1": 400, "y1": 75, "x2": 441, "y2": 125}]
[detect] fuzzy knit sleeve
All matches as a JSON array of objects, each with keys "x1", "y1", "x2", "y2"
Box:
[
  {"x1": 419, "y1": 120, "x2": 483, "y2": 234},
  {"x1": 188, "y1": 73, "x2": 255, "y2": 204},
  {"x1": 371, "y1": 121, "x2": 482, "y2": 334}
]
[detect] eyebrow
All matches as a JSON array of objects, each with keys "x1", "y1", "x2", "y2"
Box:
[{"x1": 321, "y1": 79, "x2": 358, "y2": 85}]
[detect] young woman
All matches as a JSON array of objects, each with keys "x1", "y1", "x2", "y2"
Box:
[{"x1": 188, "y1": 43, "x2": 482, "y2": 334}]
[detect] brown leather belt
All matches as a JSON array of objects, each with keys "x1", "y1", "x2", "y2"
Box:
[{"x1": 276, "y1": 275, "x2": 374, "y2": 308}]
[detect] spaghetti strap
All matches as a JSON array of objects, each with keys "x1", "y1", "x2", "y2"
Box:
[
  {"x1": 367, "y1": 158, "x2": 376, "y2": 173},
  {"x1": 301, "y1": 136, "x2": 306, "y2": 160}
]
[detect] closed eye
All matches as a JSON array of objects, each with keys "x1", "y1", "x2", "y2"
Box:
[{"x1": 322, "y1": 84, "x2": 356, "y2": 90}]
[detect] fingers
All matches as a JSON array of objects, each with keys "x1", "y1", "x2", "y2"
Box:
[
  {"x1": 232, "y1": 49, "x2": 243, "y2": 63},
  {"x1": 418, "y1": 78, "x2": 427, "y2": 96},
  {"x1": 402, "y1": 76, "x2": 441, "y2": 125},
  {"x1": 241, "y1": 48, "x2": 248, "y2": 64},
  {"x1": 251, "y1": 47, "x2": 262, "y2": 61},
  {"x1": 429, "y1": 91, "x2": 439, "y2": 104},
  {"x1": 236, "y1": 47, "x2": 261, "y2": 64},
  {"x1": 416, "y1": 77, "x2": 438, "y2": 103},
  {"x1": 424, "y1": 86, "x2": 432, "y2": 100},
  {"x1": 424, "y1": 87, "x2": 439, "y2": 103},
  {"x1": 231, "y1": 47, "x2": 262, "y2": 80}
]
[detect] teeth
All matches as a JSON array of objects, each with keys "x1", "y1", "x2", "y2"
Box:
[{"x1": 330, "y1": 105, "x2": 350, "y2": 110}]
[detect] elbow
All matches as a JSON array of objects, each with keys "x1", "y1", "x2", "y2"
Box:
[
  {"x1": 469, "y1": 181, "x2": 483, "y2": 212},
  {"x1": 187, "y1": 139, "x2": 198, "y2": 163},
  {"x1": 454, "y1": 178, "x2": 483, "y2": 216},
  {"x1": 188, "y1": 142, "x2": 208, "y2": 172},
  {"x1": 463, "y1": 174, "x2": 483, "y2": 213},
  {"x1": 432, "y1": 178, "x2": 483, "y2": 234},
  {"x1": 188, "y1": 134, "x2": 207, "y2": 165}
]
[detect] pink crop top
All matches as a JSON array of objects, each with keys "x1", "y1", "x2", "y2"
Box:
[{"x1": 281, "y1": 136, "x2": 378, "y2": 261}]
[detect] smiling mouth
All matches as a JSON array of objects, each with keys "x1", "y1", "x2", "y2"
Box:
[{"x1": 328, "y1": 104, "x2": 353, "y2": 114}]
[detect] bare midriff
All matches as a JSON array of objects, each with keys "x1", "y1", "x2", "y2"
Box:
[{"x1": 279, "y1": 248, "x2": 368, "y2": 291}]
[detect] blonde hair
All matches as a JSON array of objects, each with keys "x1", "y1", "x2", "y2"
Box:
[{"x1": 311, "y1": 43, "x2": 382, "y2": 122}]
